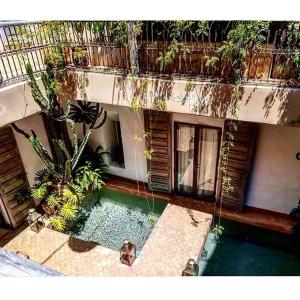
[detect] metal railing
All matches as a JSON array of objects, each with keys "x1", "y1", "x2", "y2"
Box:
[{"x1": 0, "y1": 21, "x2": 300, "y2": 88}]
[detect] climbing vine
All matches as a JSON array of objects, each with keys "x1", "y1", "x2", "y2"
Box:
[
  {"x1": 156, "y1": 21, "x2": 209, "y2": 71},
  {"x1": 213, "y1": 21, "x2": 269, "y2": 235}
]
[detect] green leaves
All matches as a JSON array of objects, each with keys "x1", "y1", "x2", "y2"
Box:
[
  {"x1": 75, "y1": 164, "x2": 105, "y2": 192},
  {"x1": 49, "y1": 216, "x2": 66, "y2": 232},
  {"x1": 60, "y1": 203, "x2": 78, "y2": 220},
  {"x1": 31, "y1": 182, "x2": 50, "y2": 200},
  {"x1": 144, "y1": 149, "x2": 154, "y2": 160},
  {"x1": 62, "y1": 185, "x2": 83, "y2": 204},
  {"x1": 130, "y1": 98, "x2": 140, "y2": 113},
  {"x1": 47, "y1": 193, "x2": 61, "y2": 207},
  {"x1": 212, "y1": 224, "x2": 224, "y2": 236}
]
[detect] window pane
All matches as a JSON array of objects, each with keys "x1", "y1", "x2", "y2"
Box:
[
  {"x1": 197, "y1": 128, "x2": 219, "y2": 198},
  {"x1": 176, "y1": 124, "x2": 195, "y2": 194},
  {"x1": 110, "y1": 120, "x2": 125, "y2": 168}
]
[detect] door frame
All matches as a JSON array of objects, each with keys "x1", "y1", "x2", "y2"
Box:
[{"x1": 174, "y1": 121, "x2": 222, "y2": 202}]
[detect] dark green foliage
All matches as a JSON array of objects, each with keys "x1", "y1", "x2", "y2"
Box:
[
  {"x1": 69, "y1": 101, "x2": 107, "y2": 135},
  {"x1": 69, "y1": 101, "x2": 98, "y2": 125},
  {"x1": 290, "y1": 201, "x2": 300, "y2": 255},
  {"x1": 90, "y1": 21, "x2": 128, "y2": 45},
  {"x1": 218, "y1": 21, "x2": 269, "y2": 81},
  {"x1": 290, "y1": 222, "x2": 300, "y2": 256},
  {"x1": 15, "y1": 186, "x2": 31, "y2": 204},
  {"x1": 34, "y1": 169, "x2": 51, "y2": 185},
  {"x1": 290, "y1": 51, "x2": 300, "y2": 80},
  {"x1": 290, "y1": 200, "x2": 300, "y2": 219},
  {"x1": 76, "y1": 142, "x2": 109, "y2": 173}
]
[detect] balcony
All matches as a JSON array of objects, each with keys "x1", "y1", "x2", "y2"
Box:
[{"x1": 1, "y1": 21, "x2": 300, "y2": 88}]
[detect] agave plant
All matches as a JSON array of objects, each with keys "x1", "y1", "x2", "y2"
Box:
[{"x1": 31, "y1": 177, "x2": 84, "y2": 231}]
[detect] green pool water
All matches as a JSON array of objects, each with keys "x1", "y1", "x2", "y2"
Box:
[
  {"x1": 66, "y1": 187, "x2": 300, "y2": 275},
  {"x1": 66, "y1": 188, "x2": 167, "y2": 252},
  {"x1": 202, "y1": 219, "x2": 300, "y2": 276}
]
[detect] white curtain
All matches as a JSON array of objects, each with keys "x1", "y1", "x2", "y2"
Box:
[
  {"x1": 197, "y1": 128, "x2": 219, "y2": 197},
  {"x1": 176, "y1": 125, "x2": 195, "y2": 193}
]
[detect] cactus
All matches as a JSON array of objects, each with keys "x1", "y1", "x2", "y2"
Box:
[{"x1": 12, "y1": 63, "x2": 105, "y2": 184}]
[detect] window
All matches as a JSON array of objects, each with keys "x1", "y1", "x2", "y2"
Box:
[
  {"x1": 174, "y1": 122, "x2": 221, "y2": 201},
  {"x1": 104, "y1": 112, "x2": 125, "y2": 168}
]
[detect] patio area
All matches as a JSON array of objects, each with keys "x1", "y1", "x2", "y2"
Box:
[{"x1": 3, "y1": 203, "x2": 212, "y2": 276}]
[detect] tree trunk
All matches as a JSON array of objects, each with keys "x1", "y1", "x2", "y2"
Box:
[{"x1": 127, "y1": 21, "x2": 140, "y2": 75}]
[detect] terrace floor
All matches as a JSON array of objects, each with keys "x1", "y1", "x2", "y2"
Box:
[
  {"x1": 106, "y1": 176, "x2": 297, "y2": 234},
  {"x1": 3, "y1": 203, "x2": 212, "y2": 276}
]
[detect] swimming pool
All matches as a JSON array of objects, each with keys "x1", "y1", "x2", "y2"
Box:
[
  {"x1": 201, "y1": 219, "x2": 300, "y2": 276},
  {"x1": 66, "y1": 188, "x2": 167, "y2": 252}
]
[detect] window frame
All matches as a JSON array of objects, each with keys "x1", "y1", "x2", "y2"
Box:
[{"x1": 174, "y1": 121, "x2": 222, "y2": 202}]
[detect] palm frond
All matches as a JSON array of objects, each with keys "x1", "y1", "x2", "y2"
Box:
[
  {"x1": 47, "y1": 193, "x2": 61, "y2": 207},
  {"x1": 60, "y1": 203, "x2": 78, "y2": 220},
  {"x1": 49, "y1": 216, "x2": 66, "y2": 232},
  {"x1": 62, "y1": 184, "x2": 83, "y2": 204},
  {"x1": 31, "y1": 182, "x2": 50, "y2": 200},
  {"x1": 34, "y1": 168, "x2": 50, "y2": 183}
]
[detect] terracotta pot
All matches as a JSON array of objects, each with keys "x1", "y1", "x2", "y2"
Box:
[{"x1": 42, "y1": 203, "x2": 55, "y2": 216}]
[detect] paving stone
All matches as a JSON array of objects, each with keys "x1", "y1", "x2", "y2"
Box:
[{"x1": 3, "y1": 204, "x2": 212, "y2": 276}]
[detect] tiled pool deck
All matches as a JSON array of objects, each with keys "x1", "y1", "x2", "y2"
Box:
[{"x1": 3, "y1": 204, "x2": 212, "y2": 276}]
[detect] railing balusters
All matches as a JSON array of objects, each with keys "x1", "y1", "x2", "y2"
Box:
[
  {"x1": 0, "y1": 29, "x2": 14, "y2": 82},
  {"x1": 0, "y1": 21, "x2": 300, "y2": 88}
]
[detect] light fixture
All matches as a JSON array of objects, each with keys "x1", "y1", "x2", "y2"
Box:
[
  {"x1": 119, "y1": 240, "x2": 136, "y2": 266},
  {"x1": 26, "y1": 208, "x2": 45, "y2": 233},
  {"x1": 182, "y1": 258, "x2": 199, "y2": 276}
]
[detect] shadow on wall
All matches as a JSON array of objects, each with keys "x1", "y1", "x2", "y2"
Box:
[
  {"x1": 190, "y1": 83, "x2": 243, "y2": 119},
  {"x1": 263, "y1": 85, "x2": 300, "y2": 125},
  {"x1": 60, "y1": 71, "x2": 300, "y2": 126},
  {"x1": 111, "y1": 75, "x2": 175, "y2": 110},
  {"x1": 191, "y1": 82, "x2": 300, "y2": 125},
  {"x1": 60, "y1": 71, "x2": 90, "y2": 101}
]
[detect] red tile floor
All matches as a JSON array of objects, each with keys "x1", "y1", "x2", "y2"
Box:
[{"x1": 4, "y1": 204, "x2": 212, "y2": 276}]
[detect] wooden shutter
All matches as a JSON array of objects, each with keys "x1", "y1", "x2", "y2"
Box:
[
  {"x1": 144, "y1": 110, "x2": 172, "y2": 193},
  {"x1": 0, "y1": 126, "x2": 34, "y2": 228},
  {"x1": 219, "y1": 120, "x2": 257, "y2": 211}
]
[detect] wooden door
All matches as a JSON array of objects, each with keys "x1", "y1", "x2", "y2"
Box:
[
  {"x1": 143, "y1": 110, "x2": 172, "y2": 193},
  {"x1": 0, "y1": 126, "x2": 34, "y2": 228},
  {"x1": 219, "y1": 120, "x2": 257, "y2": 211}
]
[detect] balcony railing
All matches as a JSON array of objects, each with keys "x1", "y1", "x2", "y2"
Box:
[{"x1": 0, "y1": 21, "x2": 300, "y2": 88}]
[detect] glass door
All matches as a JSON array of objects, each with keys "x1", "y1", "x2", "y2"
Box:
[
  {"x1": 196, "y1": 127, "x2": 220, "y2": 199},
  {"x1": 175, "y1": 123, "x2": 195, "y2": 195},
  {"x1": 175, "y1": 123, "x2": 221, "y2": 200}
]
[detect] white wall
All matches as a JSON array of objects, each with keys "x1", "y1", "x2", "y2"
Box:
[
  {"x1": 88, "y1": 104, "x2": 148, "y2": 182},
  {"x1": 13, "y1": 113, "x2": 51, "y2": 189},
  {"x1": 0, "y1": 82, "x2": 41, "y2": 127},
  {"x1": 246, "y1": 124, "x2": 300, "y2": 214},
  {"x1": 63, "y1": 70, "x2": 300, "y2": 126}
]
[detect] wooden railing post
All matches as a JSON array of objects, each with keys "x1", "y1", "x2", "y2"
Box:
[{"x1": 127, "y1": 21, "x2": 139, "y2": 75}]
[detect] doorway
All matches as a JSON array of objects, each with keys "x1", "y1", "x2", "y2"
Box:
[{"x1": 174, "y1": 122, "x2": 221, "y2": 201}]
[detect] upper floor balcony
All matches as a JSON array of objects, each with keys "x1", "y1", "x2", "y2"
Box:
[{"x1": 1, "y1": 21, "x2": 300, "y2": 88}]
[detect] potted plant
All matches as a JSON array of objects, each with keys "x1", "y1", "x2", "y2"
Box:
[
  {"x1": 72, "y1": 47, "x2": 89, "y2": 67},
  {"x1": 15, "y1": 186, "x2": 32, "y2": 205}
]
